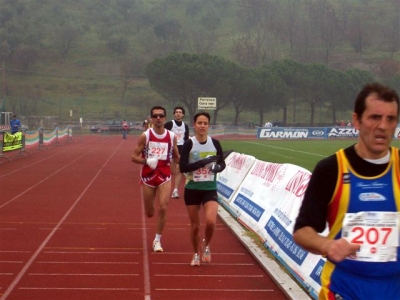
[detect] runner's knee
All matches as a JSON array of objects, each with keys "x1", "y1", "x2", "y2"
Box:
[
  {"x1": 158, "y1": 204, "x2": 168, "y2": 217},
  {"x1": 146, "y1": 210, "x2": 155, "y2": 218},
  {"x1": 191, "y1": 223, "x2": 201, "y2": 233}
]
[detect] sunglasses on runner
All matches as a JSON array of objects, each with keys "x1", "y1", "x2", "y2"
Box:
[{"x1": 151, "y1": 114, "x2": 165, "y2": 118}]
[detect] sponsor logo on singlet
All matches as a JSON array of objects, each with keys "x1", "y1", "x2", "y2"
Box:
[
  {"x1": 343, "y1": 173, "x2": 350, "y2": 184},
  {"x1": 359, "y1": 192, "x2": 386, "y2": 201}
]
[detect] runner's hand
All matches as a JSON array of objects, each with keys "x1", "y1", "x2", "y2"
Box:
[
  {"x1": 210, "y1": 163, "x2": 222, "y2": 173},
  {"x1": 146, "y1": 157, "x2": 158, "y2": 169},
  {"x1": 198, "y1": 156, "x2": 217, "y2": 168}
]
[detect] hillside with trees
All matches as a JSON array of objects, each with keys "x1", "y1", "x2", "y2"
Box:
[{"x1": 0, "y1": 0, "x2": 399, "y2": 126}]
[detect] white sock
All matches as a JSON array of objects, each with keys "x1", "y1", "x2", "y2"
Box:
[{"x1": 155, "y1": 234, "x2": 161, "y2": 242}]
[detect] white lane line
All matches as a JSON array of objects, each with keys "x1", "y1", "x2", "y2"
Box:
[
  {"x1": 39, "y1": 228, "x2": 62, "y2": 230},
  {"x1": 36, "y1": 261, "x2": 138, "y2": 264},
  {"x1": 0, "y1": 140, "x2": 92, "y2": 180},
  {"x1": 0, "y1": 251, "x2": 31, "y2": 253},
  {"x1": 127, "y1": 227, "x2": 150, "y2": 230},
  {"x1": 83, "y1": 228, "x2": 106, "y2": 230},
  {"x1": 0, "y1": 143, "x2": 123, "y2": 300},
  {"x1": 152, "y1": 262, "x2": 254, "y2": 266},
  {"x1": 44, "y1": 246, "x2": 140, "y2": 250},
  {"x1": 43, "y1": 251, "x2": 138, "y2": 254},
  {"x1": 156, "y1": 288, "x2": 274, "y2": 292},
  {"x1": 0, "y1": 141, "x2": 106, "y2": 209},
  {"x1": 38, "y1": 227, "x2": 113, "y2": 230},
  {"x1": 141, "y1": 188, "x2": 151, "y2": 300},
  {"x1": 19, "y1": 287, "x2": 139, "y2": 291},
  {"x1": 266, "y1": 152, "x2": 293, "y2": 159},
  {"x1": 155, "y1": 274, "x2": 264, "y2": 278},
  {"x1": 0, "y1": 261, "x2": 23, "y2": 264},
  {"x1": 246, "y1": 141, "x2": 326, "y2": 157},
  {"x1": 29, "y1": 273, "x2": 138, "y2": 276},
  {"x1": 152, "y1": 252, "x2": 245, "y2": 255}
]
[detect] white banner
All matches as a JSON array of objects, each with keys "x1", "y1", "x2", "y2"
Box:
[
  {"x1": 217, "y1": 152, "x2": 256, "y2": 210},
  {"x1": 217, "y1": 154, "x2": 325, "y2": 299}
]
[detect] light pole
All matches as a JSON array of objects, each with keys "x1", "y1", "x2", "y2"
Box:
[
  {"x1": 1, "y1": 40, "x2": 10, "y2": 104},
  {"x1": 2, "y1": 60, "x2": 4, "y2": 102}
]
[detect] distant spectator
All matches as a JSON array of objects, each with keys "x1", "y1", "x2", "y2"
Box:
[
  {"x1": 122, "y1": 119, "x2": 129, "y2": 139},
  {"x1": 340, "y1": 120, "x2": 345, "y2": 126},
  {"x1": 347, "y1": 120, "x2": 352, "y2": 127},
  {"x1": 264, "y1": 120, "x2": 272, "y2": 127},
  {"x1": 10, "y1": 115, "x2": 21, "y2": 134}
]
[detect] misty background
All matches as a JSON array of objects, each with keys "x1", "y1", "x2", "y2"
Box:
[{"x1": 0, "y1": 0, "x2": 399, "y2": 128}]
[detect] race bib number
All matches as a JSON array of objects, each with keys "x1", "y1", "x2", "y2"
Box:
[
  {"x1": 193, "y1": 165, "x2": 214, "y2": 182},
  {"x1": 148, "y1": 141, "x2": 168, "y2": 160},
  {"x1": 342, "y1": 211, "x2": 399, "y2": 262},
  {"x1": 174, "y1": 130, "x2": 184, "y2": 145}
]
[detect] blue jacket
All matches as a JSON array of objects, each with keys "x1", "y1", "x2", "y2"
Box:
[{"x1": 10, "y1": 118, "x2": 21, "y2": 134}]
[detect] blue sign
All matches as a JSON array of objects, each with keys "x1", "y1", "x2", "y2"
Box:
[
  {"x1": 264, "y1": 216, "x2": 308, "y2": 265},
  {"x1": 309, "y1": 259, "x2": 325, "y2": 285},
  {"x1": 256, "y1": 126, "x2": 361, "y2": 139},
  {"x1": 233, "y1": 193, "x2": 264, "y2": 222},
  {"x1": 217, "y1": 182, "x2": 235, "y2": 199}
]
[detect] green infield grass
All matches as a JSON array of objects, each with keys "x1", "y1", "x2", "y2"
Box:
[{"x1": 221, "y1": 139, "x2": 400, "y2": 172}]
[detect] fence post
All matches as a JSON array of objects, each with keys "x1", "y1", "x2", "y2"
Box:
[
  {"x1": 67, "y1": 126, "x2": 74, "y2": 143},
  {"x1": 55, "y1": 127, "x2": 62, "y2": 146},
  {"x1": 38, "y1": 128, "x2": 49, "y2": 150},
  {"x1": 15, "y1": 129, "x2": 32, "y2": 157}
]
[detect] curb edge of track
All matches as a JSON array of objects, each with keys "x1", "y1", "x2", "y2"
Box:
[{"x1": 218, "y1": 207, "x2": 311, "y2": 300}]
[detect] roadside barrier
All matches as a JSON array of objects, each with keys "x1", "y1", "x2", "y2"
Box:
[
  {"x1": 0, "y1": 126, "x2": 73, "y2": 163},
  {"x1": 38, "y1": 128, "x2": 48, "y2": 151},
  {"x1": 217, "y1": 152, "x2": 322, "y2": 299},
  {"x1": 0, "y1": 131, "x2": 12, "y2": 163},
  {"x1": 67, "y1": 126, "x2": 75, "y2": 142},
  {"x1": 15, "y1": 131, "x2": 32, "y2": 158}
]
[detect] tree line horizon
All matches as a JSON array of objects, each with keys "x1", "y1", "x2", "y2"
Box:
[{"x1": 0, "y1": 0, "x2": 398, "y2": 125}]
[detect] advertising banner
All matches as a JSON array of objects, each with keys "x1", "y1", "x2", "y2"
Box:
[
  {"x1": 257, "y1": 127, "x2": 310, "y2": 139},
  {"x1": 326, "y1": 127, "x2": 358, "y2": 138},
  {"x1": 217, "y1": 156, "x2": 325, "y2": 299},
  {"x1": 256, "y1": 126, "x2": 365, "y2": 139},
  {"x1": 217, "y1": 152, "x2": 256, "y2": 210},
  {"x1": 228, "y1": 161, "x2": 311, "y2": 236},
  {"x1": 2, "y1": 132, "x2": 23, "y2": 151}
]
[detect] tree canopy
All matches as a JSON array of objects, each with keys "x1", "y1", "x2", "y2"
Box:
[{"x1": 145, "y1": 53, "x2": 376, "y2": 126}]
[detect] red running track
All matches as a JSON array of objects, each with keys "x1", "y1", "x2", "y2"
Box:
[{"x1": 1, "y1": 134, "x2": 293, "y2": 300}]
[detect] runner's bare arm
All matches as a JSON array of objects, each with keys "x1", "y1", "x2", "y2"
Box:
[
  {"x1": 172, "y1": 135, "x2": 180, "y2": 165},
  {"x1": 293, "y1": 226, "x2": 360, "y2": 262},
  {"x1": 131, "y1": 134, "x2": 147, "y2": 164}
]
